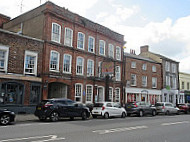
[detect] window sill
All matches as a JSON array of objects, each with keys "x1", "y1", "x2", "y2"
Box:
[{"x1": 50, "y1": 70, "x2": 60, "y2": 73}]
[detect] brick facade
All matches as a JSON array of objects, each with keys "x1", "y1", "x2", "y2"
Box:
[
  {"x1": 124, "y1": 52, "x2": 162, "y2": 104},
  {"x1": 0, "y1": 29, "x2": 43, "y2": 113},
  {"x1": 3, "y1": 2, "x2": 125, "y2": 106}
]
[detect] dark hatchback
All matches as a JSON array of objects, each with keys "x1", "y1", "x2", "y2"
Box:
[
  {"x1": 125, "y1": 102, "x2": 156, "y2": 117},
  {"x1": 34, "y1": 98, "x2": 90, "y2": 122},
  {"x1": 0, "y1": 109, "x2": 15, "y2": 125}
]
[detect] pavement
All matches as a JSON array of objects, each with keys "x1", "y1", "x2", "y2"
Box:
[{"x1": 15, "y1": 114, "x2": 38, "y2": 122}]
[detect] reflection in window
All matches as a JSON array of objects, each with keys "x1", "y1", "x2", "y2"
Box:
[{"x1": 30, "y1": 85, "x2": 41, "y2": 104}]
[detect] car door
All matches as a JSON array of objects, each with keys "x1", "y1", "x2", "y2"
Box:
[
  {"x1": 56, "y1": 100, "x2": 68, "y2": 117},
  {"x1": 65, "y1": 100, "x2": 77, "y2": 117},
  {"x1": 106, "y1": 103, "x2": 114, "y2": 116},
  {"x1": 113, "y1": 103, "x2": 122, "y2": 116}
]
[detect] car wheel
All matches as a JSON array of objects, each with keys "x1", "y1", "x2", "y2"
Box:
[
  {"x1": 92, "y1": 115, "x2": 97, "y2": 118},
  {"x1": 139, "y1": 110, "x2": 143, "y2": 117},
  {"x1": 0, "y1": 114, "x2": 10, "y2": 125},
  {"x1": 82, "y1": 111, "x2": 87, "y2": 120},
  {"x1": 152, "y1": 110, "x2": 156, "y2": 116},
  {"x1": 50, "y1": 112, "x2": 59, "y2": 122},
  {"x1": 165, "y1": 110, "x2": 169, "y2": 115},
  {"x1": 121, "y1": 112, "x2": 126, "y2": 118},
  {"x1": 104, "y1": 112, "x2": 109, "y2": 119}
]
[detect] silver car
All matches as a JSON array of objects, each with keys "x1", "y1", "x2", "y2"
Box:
[{"x1": 155, "y1": 102, "x2": 180, "y2": 115}]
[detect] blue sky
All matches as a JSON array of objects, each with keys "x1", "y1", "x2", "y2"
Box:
[{"x1": 0, "y1": 0, "x2": 190, "y2": 73}]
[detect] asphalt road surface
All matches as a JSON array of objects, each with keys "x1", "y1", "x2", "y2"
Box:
[{"x1": 0, "y1": 114, "x2": 190, "y2": 142}]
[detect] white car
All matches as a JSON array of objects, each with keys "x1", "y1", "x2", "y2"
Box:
[
  {"x1": 155, "y1": 102, "x2": 180, "y2": 115},
  {"x1": 92, "y1": 102, "x2": 127, "y2": 119}
]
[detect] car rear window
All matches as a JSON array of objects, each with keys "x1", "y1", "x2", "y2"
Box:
[
  {"x1": 94, "y1": 103, "x2": 104, "y2": 107},
  {"x1": 155, "y1": 103, "x2": 164, "y2": 106}
]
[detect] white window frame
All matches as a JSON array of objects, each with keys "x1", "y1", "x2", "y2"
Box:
[
  {"x1": 166, "y1": 75, "x2": 170, "y2": 86},
  {"x1": 51, "y1": 23, "x2": 61, "y2": 43},
  {"x1": 99, "y1": 40, "x2": 105, "y2": 56},
  {"x1": 172, "y1": 77, "x2": 177, "y2": 89},
  {"x1": 116, "y1": 46, "x2": 121, "y2": 60},
  {"x1": 115, "y1": 66, "x2": 121, "y2": 81},
  {"x1": 142, "y1": 64, "x2": 147, "y2": 70},
  {"x1": 131, "y1": 61, "x2": 136, "y2": 68},
  {"x1": 75, "y1": 83, "x2": 83, "y2": 102},
  {"x1": 86, "y1": 84, "x2": 93, "y2": 103},
  {"x1": 108, "y1": 44, "x2": 114, "y2": 58},
  {"x1": 64, "y1": 27, "x2": 73, "y2": 47},
  {"x1": 165, "y1": 61, "x2": 170, "y2": 72},
  {"x1": 63, "y1": 54, "x2": 72, "y2": 73},
  {"x1": 88, "y1": 36, "x2": 95, "y2": 53},
  {"x1": 77, "y1": 32, "x2": 85, "y2": 50},
  {"x1": 142, "y1": 76, "x2": 147, "y2": 87},
  {"x1": 172, "y1": 63, "x2": 176, "y2": 73},
  {"x1": 49, "y1": 50, "x2": 60, "y2": 72},
  {"x1": 76, "y1": 56, "x2": 84, "y2": 75},
  {"x1": 115, "y1": 88, "x2": 120, "y2": 103},
  {"x1": 109, "y1": 87, "x2": 113, "y2": 102},
  {"x1": 0, "y1": 45, "x2": 9, "y2": 73},
  {"x1": 152, "y1": 65, "x2": 156, "y2": 72},
  {"x1": 98, "y1": 61, "x2": 102, "y2": 77},
  {"x1": 131, "y1": 74, "x2": 136, "y2": 86},
  {"x1": 152, "y1": 77, "x2": 157, "y2": 88},
  {"x1": 87, "y1": 59, "x2": 94, "y2": 76},
  {"x1": 24, "y1": 50, "x2": 38, "y2": 76}
]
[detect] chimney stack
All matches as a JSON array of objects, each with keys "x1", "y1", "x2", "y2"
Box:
[{"x1": 140, "y1": 45, "x2": 149, "y2": 53}]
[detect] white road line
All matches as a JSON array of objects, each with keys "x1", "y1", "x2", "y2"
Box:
[
  {"x1": 93, "y1": 125, "x2": 148, "y2": 134},
  {"x1": 0, "y1": 135, "x2": 65, "y2": 142},
  {"x1": 161, "y1": 121, "x2": 189, "y2": 126}
]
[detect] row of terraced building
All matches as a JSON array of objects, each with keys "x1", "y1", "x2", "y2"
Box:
[{"x1": 0, "y1": 2, "x2": 184, "y2": 113}]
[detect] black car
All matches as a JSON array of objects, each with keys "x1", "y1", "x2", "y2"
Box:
[
  {"x1": 125, "y1": 102, "x2": 156, "y2": 117},
  {"x1": 34, "y1": 98, "x2": 90, "y2": 122},
  {"x1": 0, "y1": 109, "x2": 15, "y2": 125}
]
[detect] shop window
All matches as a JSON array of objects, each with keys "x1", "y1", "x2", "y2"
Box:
[{"x1": 0, "y1": 82, "x2": 23, "y2": 104}]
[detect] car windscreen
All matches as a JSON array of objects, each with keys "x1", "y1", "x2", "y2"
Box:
[{"x1": 94, "y1": 103, "x2": 103, "y2": 107}]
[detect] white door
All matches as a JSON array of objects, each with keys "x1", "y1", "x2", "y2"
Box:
[{"x1": 98, "y1": 87, "x2": 104, "y2": 102}]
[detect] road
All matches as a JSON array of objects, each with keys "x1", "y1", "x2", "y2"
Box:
[{"x1": 0, "y1": 114, "x2": 190, "y2": 142}]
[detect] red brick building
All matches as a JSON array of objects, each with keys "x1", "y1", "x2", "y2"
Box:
[
  {"x1": 0, "y1": 28, "x2": 43, "y2": 113},
  {"x1": 124, "y1": 51, "x2": 162, "y2": 104},
  {"x1": 3, "y1": 2, "x2": 125, "y2": 105}
]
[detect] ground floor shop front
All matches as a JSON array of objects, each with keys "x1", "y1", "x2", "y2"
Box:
[
  {"x1": 125, "y1": 87, "x2": 162, "y2": 104},
  {"x1": 0, "y1": 74, "x2": 42, "y2": 114}
]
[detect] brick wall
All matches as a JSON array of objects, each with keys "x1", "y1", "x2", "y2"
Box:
[{"x1": 125, "y1": 55, "x2": 162, "y2": 90}]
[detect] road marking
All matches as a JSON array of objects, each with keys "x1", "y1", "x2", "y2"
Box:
[
  {"x1": 93, "y1": 125, "x2": 148, "y2": 134},
  {"x1": 0, "y1": 135, "x2": 65, "y2": 142},
  {"x1": 161, "y1": 121, "x2": 189, "y2": 126}
]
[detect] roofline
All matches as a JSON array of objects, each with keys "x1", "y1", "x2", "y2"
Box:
[
  {"x1": 147, "y1": 51, "x2": 179, "y2": 63},
  {"x1": 0, "y1": 28, "x2": 44, "y2": 43},
  {"x1": 124, "y1": 53, "x2": 160, "y2": 64}
]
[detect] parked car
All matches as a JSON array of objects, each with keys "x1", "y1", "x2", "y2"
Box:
[
  {"x1": 34, "y1": 98, "x2": 91, "y2": 122},
  {"x1": 177, "y1": 103, "x2": 190, "y2": 114},
  {"x1": 124, "y1": 102, "x2": 156, "y2": 117},
  {"x1": 155, "y1": 102, "x2": 180, "y2": 115},
  {"x1": 0, "y1": 109, "x2": 15, "y2": 125},
  {"x1": 91, "y1": 102, "x2": 127, "y2": 119}
]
